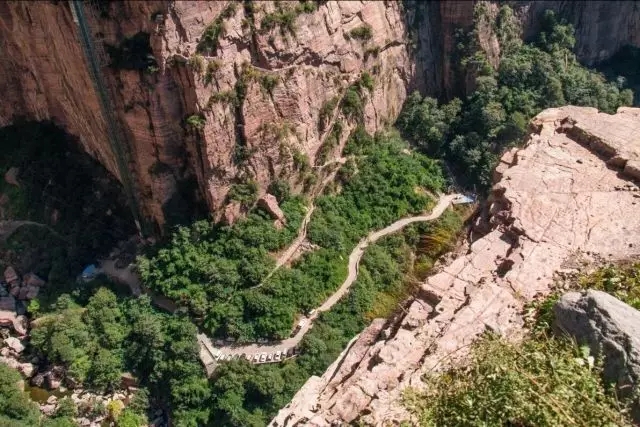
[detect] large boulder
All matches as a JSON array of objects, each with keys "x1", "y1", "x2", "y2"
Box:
[
  {"x1": 257, "y1": 194, "x2": 286, "y2": 223},
  {"x1": 4, "y1": 336, "x2": 25, "y2": 353},
  {"x1": 554, "y1": 290, "x2": 640, "y2": 415}
]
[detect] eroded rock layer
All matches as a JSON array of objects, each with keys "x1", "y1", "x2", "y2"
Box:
[
  {"x1": 2, "y1": 1, "x2": 639, "y2": 230},
  {"x1": 270, "y1": 106, "x2": 640, "y2": 426},
  {"x1": 0, "y1": 1, "x2": 414, "y2": 229}
]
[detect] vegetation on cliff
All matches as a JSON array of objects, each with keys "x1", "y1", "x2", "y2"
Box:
[
  {"x1": 404, "y1": 262, "x2": 640, "y2": 427},
  {"x1": 209, "y1": 207, "x2": 466, "y2": 426},
  {"x1": 138, "y1": 129, "x2": 445, "y2": 341},
  {"x1": 398, "y1": 7, "x2": 635, "y2": 189}
]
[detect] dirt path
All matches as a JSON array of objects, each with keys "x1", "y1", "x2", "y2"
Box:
[
  {"x1": 252, "y1": 157, "x2": 349, "y2": 289},
  {"x1": 198, "y1": 193, "x2": 461, "y2": 368}
]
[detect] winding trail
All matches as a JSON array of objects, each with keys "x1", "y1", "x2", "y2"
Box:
[{"x1": 198, "y1": 193, "x2": 461, "y2": 369}]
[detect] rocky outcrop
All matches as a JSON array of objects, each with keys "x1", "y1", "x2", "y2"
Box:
[
  {"x1": 270, "y1": 106, "x2": 640, "y2": 426},
  {"x1": 258, "y1": 194, "x2": 286, "y2": 223},
  {"x1": 3, "y1": 267, "x2": 46, "y2": 302},
  {"x1": 554, "y1": 290, "x2": 640, "y2": 417}
]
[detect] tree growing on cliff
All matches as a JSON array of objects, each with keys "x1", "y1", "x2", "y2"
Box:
[{"x1": 398, "y1": 6, "x2": 635, "y2": 190}]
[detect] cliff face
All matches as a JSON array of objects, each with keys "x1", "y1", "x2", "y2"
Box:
[
  {"x1": 0, "y1": 1, "x2": 639, "y2": 231},
  {"x1": 0, "y1": 0, "x2": 413, "y2": 230},
  {"x1": 270, "y1": 106, "x2": 640, "y2": 426}
]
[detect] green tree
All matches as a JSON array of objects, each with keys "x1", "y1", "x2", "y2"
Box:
[
  {"x1": 89, "y1": 349, "x2": 122, "y2": 391},
  {"x1": 0, "y1": 364, "x2": 40, "y2": 426}
]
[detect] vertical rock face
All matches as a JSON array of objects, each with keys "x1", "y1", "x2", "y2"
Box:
[
  {"x1": 0, "y1": 1, "x2": 639, "y2": 231},
  {"x1": 0, "y1": 0, "x2": 413, "y2": 230}
]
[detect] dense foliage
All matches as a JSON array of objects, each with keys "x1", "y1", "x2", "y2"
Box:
[
  {"x1": 209, "y1": 208, "x2": 465, "y2": 426},
  {"x1": 0, "y1": 363, "x2": 41, "y2": 426},
  {"x1": 397, "y1": 7, "x2": 634, "y2": 189},
  {"x1": 139, "y1": 129, "x2": 444, "y2": 341},
  {"x1": 30, "y1": 285, "x2": 209, "y2": 427},
  {"x1": 0, "y1": 363, "x2": 79, "y2": 426}
]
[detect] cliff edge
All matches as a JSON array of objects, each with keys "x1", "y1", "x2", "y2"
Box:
[{"x1": 270, "y1": 106, "x2": 640, "y2": 426}]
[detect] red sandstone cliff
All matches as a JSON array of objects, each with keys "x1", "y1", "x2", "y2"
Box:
[{"x1": 0, "y1": 1, "x2": 638, "y2": 232}]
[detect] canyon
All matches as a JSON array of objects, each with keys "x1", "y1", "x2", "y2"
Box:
[
  {"x1": 270, "y1": 105, "x2": 640, "y2": 426},
  {"x1": 1, "y1": 1, "x2": 638, "y2": 231},
  {"x1": 1, "y1": 2, "x2": 640, "y2": 426}
]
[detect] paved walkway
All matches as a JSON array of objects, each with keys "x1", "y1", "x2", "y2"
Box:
[{"x1": 198, "y1": 193, "x2": 460, "y2": 371}]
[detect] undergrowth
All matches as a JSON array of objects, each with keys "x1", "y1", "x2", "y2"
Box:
[
  {"x1": 404, "y1": 332, "x2": 632, "y2": 426},
  {"x1": 403, "y1": 261, "x2": 640, "y2": 426}
]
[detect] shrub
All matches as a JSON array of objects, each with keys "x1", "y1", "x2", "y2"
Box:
[
  {"x1": 228, "y1": 181, "x2": 259, "y2": 207},
  {"x1": 340, "y1": 86, "x2": 364, "y2": 121},
  {"x1": 349, "y1": 25, "x2": 373, "y2": 41},
  {"x1": 260, "y1": 74, "x2": 280, "y2": 95},
  {"x1": 186, "y1": 114, "x2": 206, "y2": 130},
  {"x1": 196, "y1": 4, "x2": 237, "y2": 54},
  {"x1": 319, "y1": 96, "x2": 339, "y2": 130},
  {"x1": 359, "y1": 72, "x2": 374, "y2": 92},
  {"x1": 187, "y1": 54, "x2": 205, "y2": 74},
  {"x1": 207, "y1": 91, "x2": 238, "y2": 107},
  {"x1": 203, "y1": 59, "x2": 222, "y2": 86}
]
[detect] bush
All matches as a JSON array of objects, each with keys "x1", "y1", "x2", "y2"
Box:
[
  {"x1": 186, "y1": 114, "x2": 206, "y2": 130},
  {"x1": 187, "y1": 54, "x2": 205, "y2": 74},
  {"x1": 349, "y1": 25, "x2": 373, "y2": 41},
  {"x1": 228, "y1": 181, "x2": 258, "y2": 207},
  {"x1": 207, "y1": 90, "x2": 238, "y2": 107},
  {"x1": 196, "y1": 4, "x2": 237, "y2": 55},
  {"x1": 319, "y1": 96, "x2": 339, "y2": 131},
  {"x1": 340, "y1": 86, "x2": 364, "y2": 121},
  {"x1": 260, "y1": 74, "x2": 280, "y2": 95}
]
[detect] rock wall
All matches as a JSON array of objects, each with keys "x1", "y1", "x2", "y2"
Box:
[
  {"x1": 269, "y1": 106, "x2": 640, "y2": 426},
  {"x1": 0, "y1": 0, "x2": 413, "y2": 230},
  {"x1": 1, "y1": 1, "x2": 639, "y2": 231}
]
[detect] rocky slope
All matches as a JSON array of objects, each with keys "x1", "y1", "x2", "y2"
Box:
[
  {"x1": 1, "y1": 1, "x2": 639, "y2": 231},
  {"x1": 269, "y1": 106, "x2": 640, "y2": 426}
]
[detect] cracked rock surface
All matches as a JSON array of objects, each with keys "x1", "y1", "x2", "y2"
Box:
[{"x1": 270, "y1": 106, "x2": 640, "y2": 427}]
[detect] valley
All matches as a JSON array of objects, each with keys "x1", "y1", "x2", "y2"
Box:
[{"x1": 0, "y1": 1, "x2": 639, "y2": 427}]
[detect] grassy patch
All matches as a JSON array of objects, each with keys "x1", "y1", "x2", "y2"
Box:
[
  {"x1": 404, "y1": 332, "x2": 631, "y2": 426},
  {"x1": 578, "y1": 262, "x2": 640, "y2": 309}
]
